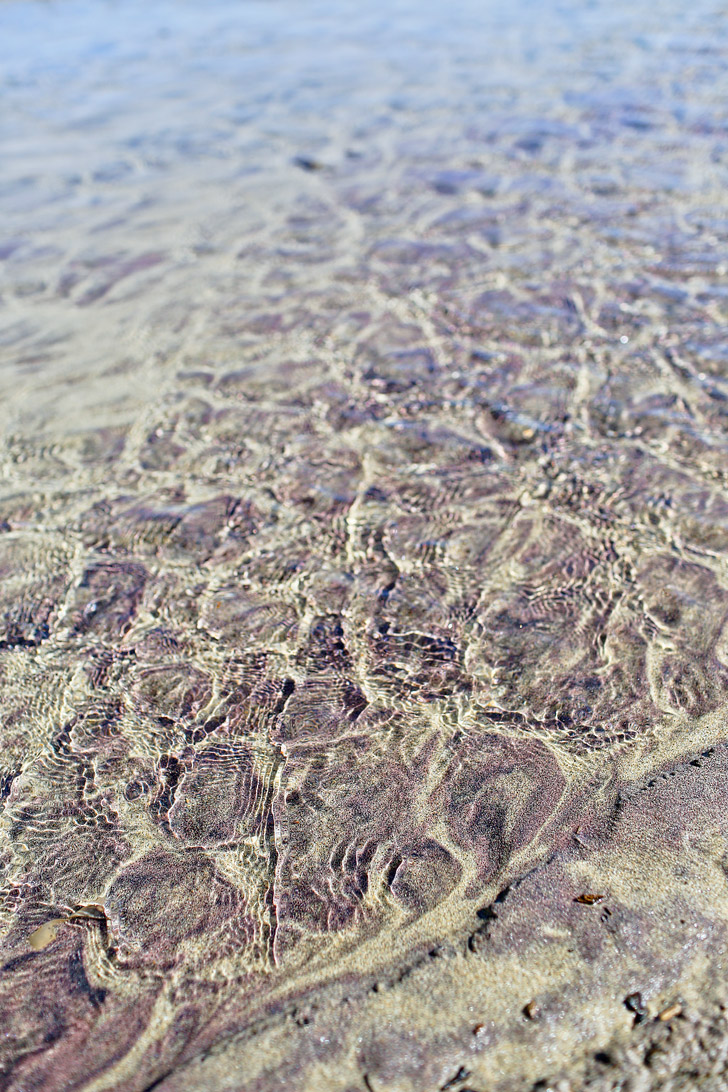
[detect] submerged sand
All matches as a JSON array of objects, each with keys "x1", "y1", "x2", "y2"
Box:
[{"x1": 1, "y1": 0, "x2": 728, "y2": 1088}]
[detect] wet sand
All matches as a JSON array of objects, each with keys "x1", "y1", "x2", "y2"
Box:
[{"x1": 1, "y1": 1, "x2": 728, "y2": 1088}]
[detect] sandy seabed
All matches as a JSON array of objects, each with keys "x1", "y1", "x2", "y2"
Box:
[{"x1": 1, "y1": 1, "x2": 728, "y2": 1089}]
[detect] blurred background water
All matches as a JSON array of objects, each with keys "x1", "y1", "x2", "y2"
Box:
[{"x1": 1, "y1": 0, "x2": 726, "y2": 442}]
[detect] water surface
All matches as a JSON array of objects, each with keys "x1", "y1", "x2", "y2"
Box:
[{"x1": 1, "y1": 1, "x2": 728, "y2": 1088}]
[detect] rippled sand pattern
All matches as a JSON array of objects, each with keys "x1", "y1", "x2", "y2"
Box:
[{"x1": 1, "y1": 1, "x2": 728, "y2": 1089}]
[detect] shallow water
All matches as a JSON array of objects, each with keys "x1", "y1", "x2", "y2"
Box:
[{"x1": 1, "y1": 0, "x2": 728, "y2": 1087}]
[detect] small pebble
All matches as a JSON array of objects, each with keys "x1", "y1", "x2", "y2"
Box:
[{"x1": 658, "y1": 1002, "x2": 682, "y2": 1022}]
